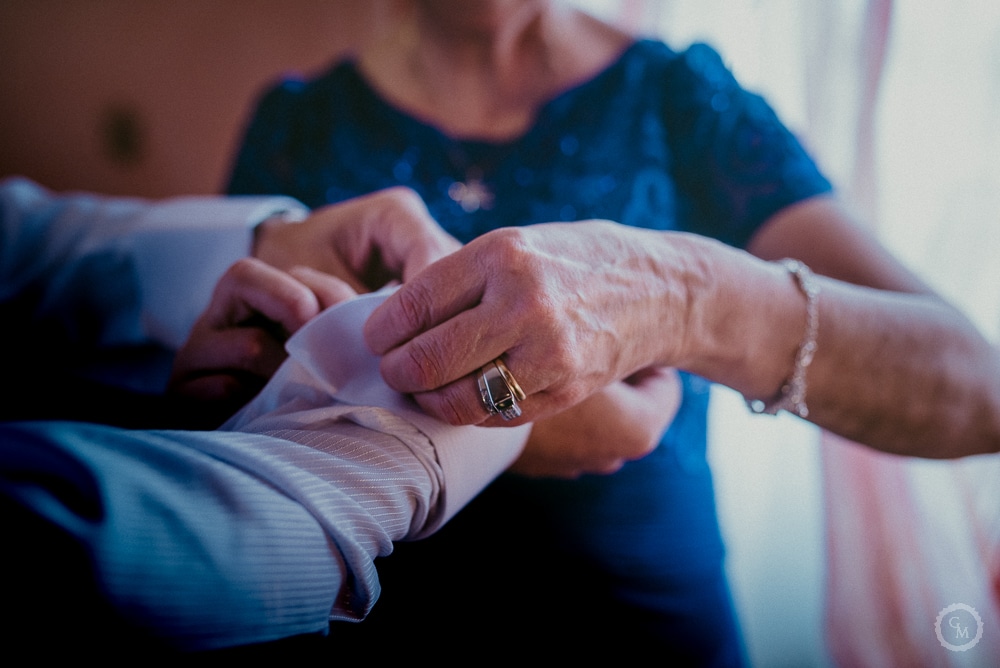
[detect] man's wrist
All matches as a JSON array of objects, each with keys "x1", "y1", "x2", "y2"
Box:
[{"x1": 252, "y1": 209, "x2": 307, "y2": 258}]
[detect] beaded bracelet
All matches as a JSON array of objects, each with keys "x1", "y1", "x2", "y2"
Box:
[{"x1": 746, "y1": 258, "x2": 820, "y2": 419}]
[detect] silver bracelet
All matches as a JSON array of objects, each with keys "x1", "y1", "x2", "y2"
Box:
[{"x1": 746, "y1": 258, "x2": 820, "y2": 419}]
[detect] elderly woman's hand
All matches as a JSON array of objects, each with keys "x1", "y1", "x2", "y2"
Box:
[
  {"x1": 510, "y1": 366, "x2": 681, "y2": 478},
  {"x1": 253, "y1": 186, "x2": 461, "y2": 293},
  {"x1": 363, "y1": 220, "x2": 696, "y2": 426}
]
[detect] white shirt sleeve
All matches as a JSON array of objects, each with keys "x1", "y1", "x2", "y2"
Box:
[
  {"x1": 0, "y1": 176, "x2": 307, "y2": 352},
  {"x1": 130, "y1": 194, "x2": 306, "y2": 349}
]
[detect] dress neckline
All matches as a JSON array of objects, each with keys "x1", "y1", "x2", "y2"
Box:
[{"x1": 340, "y1": 38, "x2": 648, "y2": 150}]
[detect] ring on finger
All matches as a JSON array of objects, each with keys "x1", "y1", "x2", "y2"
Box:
[
  {"x1": 494, "y1": 357, "x2": 526, "y2": 402},
  {"x1": 478, "y1": 359, "x2": 523, "y2": 420}
]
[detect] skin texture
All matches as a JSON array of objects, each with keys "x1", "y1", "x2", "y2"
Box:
[{"x1": 363, "y1": 197, "x2": 1000, "y2": 458}]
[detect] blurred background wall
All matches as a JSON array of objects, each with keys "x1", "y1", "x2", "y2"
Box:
[{"x1": 0, "y1": 0, "x2": 378, "y2": 198}]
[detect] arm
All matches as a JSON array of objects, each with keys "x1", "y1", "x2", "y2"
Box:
[
  {"x1": 363, "y1": 201, "x2": 1000, "y2": 458},
  {"x1": 743, "y1": 196, "x2": 1000, "y2": 458},
  {"x1": 0, "y1": 179, "x2": 450, "y2": 381},
  {"x1": 3, "y1": 258, "x2": 528, "y2": 652},
  {"x1": 0, "y1": 176, "x2": 306, "y2": 353},
  {"x1": 1, "y1": 410, "x2": 518, "y2": 651}
]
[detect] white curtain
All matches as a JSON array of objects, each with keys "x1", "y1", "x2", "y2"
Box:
[{"x1": 574, "y1": 1, "x2": 1000, "y2": 665}]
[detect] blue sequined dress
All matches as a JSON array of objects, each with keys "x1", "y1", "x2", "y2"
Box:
[{"x1": 228, "y1": 39, "x2": 831, "y2": 664}]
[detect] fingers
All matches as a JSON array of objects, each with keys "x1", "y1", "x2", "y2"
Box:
[
  {"x1": 288, "y1": 187, "x2": 460, "y2": 290},
  {"x1": 365, "y1": 248, "x2": 499, "y2": 374},
  {"x1": 288, "y1": 265, "x2": 357, "y2": 310},
  {"x1": 410, "y1": 378, "x2": 570, "y2": 427},
  {"x1": 405, "y1": 344, "x2": 596, "y2": 428},
  {"x1": 364, "y1": 226, "x2": 536, "y2": 366},
  {"x1": 365, "y1": 226, "x2": 606, "y2": 425},
  {"x1": 169, "y1": 258, "x2": 357, "y2": 406},
  {"x1": 352, "y1": 187, "x2": 461, "y2": 282},
  {"x1": 207, "y1": 258, "x2": 324, "y2": 337},
  {"x1": 364, "y1": 220, "x2": 677, "y2": 427},
  {"x1": 371, "y1": 294, "x2": 534, "y2": 425}
]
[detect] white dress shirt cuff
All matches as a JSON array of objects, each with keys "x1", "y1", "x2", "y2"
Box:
[
  {"x1": 224, "y1": 288, "x2": 529, "y2": 539},
  {"x1": 132, "y1": 195, "x2": 307, "y2": 349}
]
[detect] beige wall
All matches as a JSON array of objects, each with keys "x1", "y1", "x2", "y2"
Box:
[{"x1": 0, "y1": 1, "x2": 378, "y2": 198}]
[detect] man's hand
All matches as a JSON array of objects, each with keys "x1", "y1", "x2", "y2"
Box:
[{"x1": 168, "y1": 258, "x2": 355, "y2": 413}]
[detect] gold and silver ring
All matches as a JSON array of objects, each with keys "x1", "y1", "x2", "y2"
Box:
[{"x1": 478, "y1": 358, "x2": 525, "y2": 420}]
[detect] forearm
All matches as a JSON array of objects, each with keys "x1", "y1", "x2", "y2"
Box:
[
  {"x1": 364, "y1": 216, "x2": 999, "y2": 457},
  {"x1": 799, "y1": 281, "x2": 999, "y2": 457},
  {"x1": 0, "y1": 177, "x2": 306, "y2": 352},
  {"x1": 2, "y1": 413, "x2": 477, "y2": 650},
  {"x1": 668, "y1": 234, "x2": 1000, "y2": 457},
  {"x1": 0, "y1": 423, "x2": 355, "y2": 650}
]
